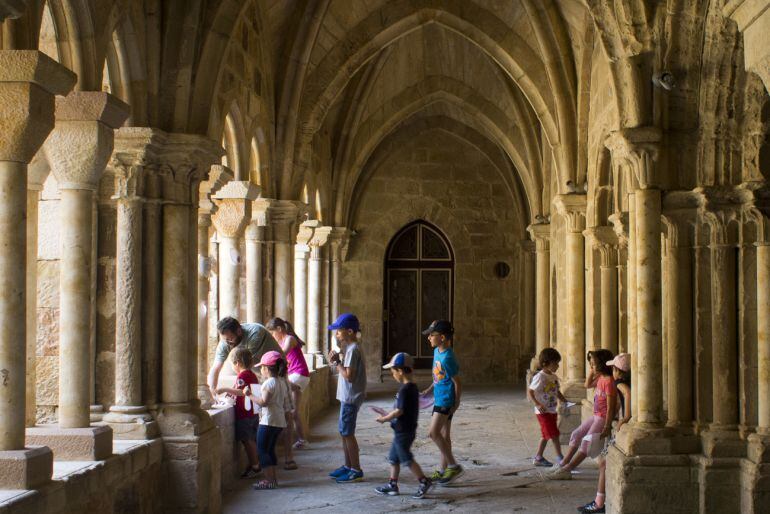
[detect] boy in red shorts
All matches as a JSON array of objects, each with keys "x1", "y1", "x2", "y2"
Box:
[{"x1": 527, "y1": 347, "x2": 567, "y2": 466}]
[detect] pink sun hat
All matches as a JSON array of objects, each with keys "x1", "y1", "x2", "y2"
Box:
[
  {"x1": 607, "y1": 353, "x2": 630, "y2": 372},
  {"x1": 259, "y1": 350, "x2": 282, "y2": 367}
]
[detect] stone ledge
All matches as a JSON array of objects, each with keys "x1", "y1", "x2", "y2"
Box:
[
  {"x1": 26, "y1": 425, "x2": 112, "y2": 461},
  {"x1": 0, "y1": 447, "x2": 52, "y2": 490}
]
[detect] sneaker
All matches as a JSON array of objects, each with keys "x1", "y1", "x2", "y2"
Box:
[
  {"x1": 240, "y1": 466, "x2": 262, "y2": 479},
  {"x1": 533, "y1": 456, "x2": 554, "y2": 467},
  {"x1": 578, "y1": 501, "x2": 605, "y2": 513},
  {"x1": 329, "y1": 465, "x2": 349, "y2": 478},
  {"x1": 545, "y1": 466, "x2": 572, "y2": 480},
  {"x1": 412, "y1": 478, "x2": 432, "y2": 499},
  {"x1": 438, "y1": 465, "x2": 463, "y2": 485},
  {"x1": 293, "y1": 439, "x2": 308, "y2": 449},
  {"x1": 336, "y1": 469, "x2": 364, "y2": 483},
  {"x1": 375, "y1": 481, "x2": 399, "y2": 496},
  {"x1": 429, "y1": 469, "x2": 445, "y2": 481}
]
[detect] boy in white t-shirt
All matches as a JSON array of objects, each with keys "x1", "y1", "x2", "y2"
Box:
[{"x1": 527, "y1": 348, "x2": 567, "y2": 466}]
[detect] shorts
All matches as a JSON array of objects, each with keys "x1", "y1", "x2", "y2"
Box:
[
  {"x1": 569, "y1": 415, "x2": 606, "y2": 454},
  {"x1": 388, "y1": 431, "x2": 416, "y2": 466},
  {"x1": 432, "y1": 405, "x2": 454, "y2": 421},
  {"x1": 338, "y1": 402, "x2": 360, "y2": 436},
  {"x1": 235, "y1": 416, "x2": 258, "y2": 442},
  {"x1": 289, "y1": 373, "x2": 310, "y2": 392},
  {"x1": 536, "y1": 413, "x2": 559, "y2": 440}
]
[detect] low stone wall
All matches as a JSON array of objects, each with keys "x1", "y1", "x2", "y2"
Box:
[
  {"x1": 212, "y1": 365, "x2": 333, "y2": 490},
  {"x1": 0, "y1": 440, "x2": 163, "y2": 514}
]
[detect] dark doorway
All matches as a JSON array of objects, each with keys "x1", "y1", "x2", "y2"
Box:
[{"x1": 383, "y1": 221, "x2": 454, "y2": 369}]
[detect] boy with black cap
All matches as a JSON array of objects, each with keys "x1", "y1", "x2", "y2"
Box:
[
  {"x1": 327, "y1": 313, "x2": 367, "y2": 483},
  {"x1": 374, "y1": 352, "x2": 432, "y2": 499},
  {"x1": 421, "y1": 320, "x2": 463, "y2": 484}
]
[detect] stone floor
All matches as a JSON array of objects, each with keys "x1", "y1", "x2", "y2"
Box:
[{"x1": 222, "y1": 384, "x2": 597, "y2": 513}]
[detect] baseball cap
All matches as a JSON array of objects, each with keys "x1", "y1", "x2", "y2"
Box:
[
  {"x1": 421, "y1": 319, "x2": 453, "y2": 336},
  {"x1": 606, "y1": 353, "x2": 630, "y2": 372},
  {"x1": 383, "y1": 352, "x2": 414, "y2": 370},
  {"x1": 328, "y1": 313, "x2": 360, "y2": 332},
  {"x1": 259, "y1": 350, "x2": 282, "y2": 367}
]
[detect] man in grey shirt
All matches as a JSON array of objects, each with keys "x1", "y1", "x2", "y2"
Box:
[{"x1": 207, "y1": 316, "x2": 282, "y2": 400}]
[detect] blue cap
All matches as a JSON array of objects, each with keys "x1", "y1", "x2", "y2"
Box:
[
  {"x1": 328, "y1": 313, "x2": 360, "y2": 332},
  {"x1": 383, "y1": 352, "x2": 414, "y2": 370}
]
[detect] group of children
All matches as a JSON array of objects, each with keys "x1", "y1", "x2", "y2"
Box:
[
  {"x1": 220, "y1": 310, "x2": 630, "y2": 507},
  {"x1": 529, "y1": 347, "x2": 631, "y2": 513}
]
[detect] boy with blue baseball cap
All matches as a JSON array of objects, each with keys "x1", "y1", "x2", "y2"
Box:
[
  {"x1": 327, "y1": 313, "x2": 367, "y2": 483},
  {"x1": 374, "y1": 352, "x2": 432, "y2": 499}
]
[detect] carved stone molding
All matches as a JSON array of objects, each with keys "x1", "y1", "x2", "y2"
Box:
[
  {"x1": 554, "y1": 194, "x2": 587, "y2": 233},
  {"x1": 605, "y1": 127, "x2": 662, "y2": 190},
  {"x1": 0, "y1": 51, "x2": 76, "y2": 162},
  {"x1": 330, "y1": 227, "x2": 352, "y2": 262},
  {"x1": 527, "y1": 222, "x2": 551, "y2": 252},
  {"x1": 211, "y1": 180, "x2": 260, "y2": 239},
  {"x1": 661, "y1": 210, "x2": 696, "y2": 249},
  {"x1": 198, "y1": 164, "x2": 233, "y2": 216},
  {"x1": 608, "y1": 211, "x2": 629, "y2": 249},
  {"x1": 584, "y1": 226, "x2": 619, "y2": 267}
]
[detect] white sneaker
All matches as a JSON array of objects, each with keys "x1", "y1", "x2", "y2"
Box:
[{"x1": 545, "y1": 466, "x2": 572, "y2": 480}]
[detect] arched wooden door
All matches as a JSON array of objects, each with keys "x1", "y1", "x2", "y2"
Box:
[{"x1": 383, "y1": 221, "x2": 454, "y2": 369}]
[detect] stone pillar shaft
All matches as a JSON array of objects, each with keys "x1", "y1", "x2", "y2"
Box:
[
  {"x1": 627, "y1": 194, "x2": 639, "y2": 421},
  {"x1": 274, "y1": 241, "x2": 292, "y2": 319},
  {"x1": 113, "y1": 196, "x2": 143, "y2": 407},
  {"x1": 0, "y1": 162, "x2": 28, "y2": 448},
  {"x1": 634, "y1": 188, "x2": 663, "y2": 426},
  {"x1": 535, "y1": 242, "x2": 550, "y2": 356},
  {"x1": 307, "y1": 247, "x2": 323, "y2": 355},
  {"x1": 197, "y1": 217, "x2": 211, "y2": 407},
  {"x1": 162, "y1": 203, "x2": 191, "y2": 404},
  {"x1": 294, "y1": 246, "x2": 309, "y2": 340},
  {"x1": 565, "y1": 230, "x2": 585, "y2": 384},
  {"x1": 25, "y1": 186, "x2": 40, "y2": 427},
  {"x1": 664, "y1": 223, "x2": 694, "y2": 427},
  {"x1": 58, "y1": 189, "x2": 94, "y2": 428},
  {"x1": 758, "y1": 243, "x2": 770, "y2": 432},
  {"x1": 600, "y1": 261, "x2": 618, "y2": 354},
  {"x1": 218, "y1": 236, "x2": 240, "y2": 319},
  {"x1": 711, "y1": 244, "x2": 739, "y2": 428},
  {"x1": 142, "y1": 180, "x2": 162, "y2": 408},
  {"x1": 245, "y1": 225, "x2": 264, "y2": 323}
]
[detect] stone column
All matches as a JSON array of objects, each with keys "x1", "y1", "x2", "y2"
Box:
[
  {"x1": 26, "y1": 154, "x2": 49, "y2": 427},
  {"x1": 554, "y1": 194, "x2": 587, "y2": 397},
  {"x1": 519, "y1": 240, "x2": 536, "y2": 360},
  {"x1": 758, "y1": 238, "x2": 770, "y2": 434},
  {"x1": 196, "y1": 166, "x2": 231, "y2": 408},
  {"x1": 626, "y1": 194, "x2": 639, "y2": 421},
  {"x1": 0, "y1": 50, "x2": 74, "y2": 489},
  {"x1": 294, "y1": 220, "x2": 317, "y2": 340},
  {"x1": 329, "y1": 228, "x2": 351, "y2": 351},
  {"x1": 142, "y1": 169, "x2": 162, "y2": 410},
  {"x1": 307, "y1": 225, "x2": 332, "y2": 364},
  {"x1": 247, "y1": 199, "x2": 273, "y2": 323},
  {"x1": 527, "y1": 223, "x2": 551, "y2": 366},
  {"x1": 29, "y1": 92, "x2": 128, "y2": 461},
  {"x1": 271, "y1": 201, "x2": 301, "y2": 319},
  {"x1": 661, "y1": 209, "x2": 695, "y2": 429},
  {"x1": 596, "y1": 227, "x2": 619, "y2": 354},
  {"x1": 102, "y1": 162, "x2": 159, "y2": 439},
  {"x1": 211, "y1": 180, "x2": 260, "y2": 320}
]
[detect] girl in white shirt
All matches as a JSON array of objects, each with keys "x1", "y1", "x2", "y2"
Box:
[{"x1": 246, "y1": 351, "x2": 293, "y2": 489}]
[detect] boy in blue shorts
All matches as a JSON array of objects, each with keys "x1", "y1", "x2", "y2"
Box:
[
  {"x1": 421, "y1": 320, "x2": 463, "y2": 485},
  {"x1": 327, "y1": 313, "x2": 367, "y2": 483},
  {"x1": 374, "y1": 352, "x2": 432, "y2": 499}
]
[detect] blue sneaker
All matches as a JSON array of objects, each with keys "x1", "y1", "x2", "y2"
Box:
[
  {"x1": 329, "y1": 465, "x2": 349, "y2": 478},
  {"x1": 336, "y1": 469, "x2": 364, "y2": 483}
]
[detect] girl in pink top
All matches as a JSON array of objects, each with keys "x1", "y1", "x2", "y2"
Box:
[
  {"x1": 546, "y1": 349, "x2": 617, "y2": 481},
  {"x1": 267, "y1": 318, "x2": 310, "y2": 458}
]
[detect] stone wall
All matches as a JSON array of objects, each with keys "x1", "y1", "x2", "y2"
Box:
[{"x1": 341, "y1": 129, "x2": 525, "y2": 384}]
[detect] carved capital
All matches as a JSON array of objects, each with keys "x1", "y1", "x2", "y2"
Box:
[
  {"x1": 661, "y1": 210, "x2": 696, "y2": 249},
  {"x1": 310, "y1": 225, "x2": 333, "y2": 249},
  {"x1": 198, "y1": 164, "x2": 233, "y2": 216},
  {"x1": 211, "y1": 180, "x2": 260, "y2": 239},
  {"x1": 251, "y1": 198, "x2": 274, "y2": 227},
  {"x1": 157, "y1": 133, "x2": 223, "y2": 203},
  {"x1": 607, "y1": 211, "x2": 629, "y2": 249},
  {"x1": 554, "y1": 194, "x2": 587, "y2": 233},
  {"x1": 527, "y1": 222, "x2": 551, "y2": 252},
  {"x1": 330, "y1": 227, "x2": 352, "y2": 262},
  {"x1": 0, "y1": 51, "x2": 76, "y2": 162},
  {"x1": 111, "y1": 163, "x2": 144, "y2": 201},
  {"x1": 584, "y1": 226, "x2": 618, "y2": 267},
  {"x1": 270, "y1": 200, "x2": 306, "y2": 243},
  {"x1": 697, "y1": 187, "x2": 744, "y2": 247},
  {"x1": 605, "y1": 127, "x2": 662, "y2": 190}
]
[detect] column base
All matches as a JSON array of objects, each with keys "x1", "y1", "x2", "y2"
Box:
[
  {"x1": 741, "y1": 433, "x2": 770, "y2": 513},
  {"x1": 25, "y1": 425, "x2": 112, "y2": 461},
  {"x1": 160, "y1": 412, "x2": 221, "y2": 513},
  {"x1": 197, "y1": 385, "x2": 214, "y2": 410},
  {"x1": 696, "y1": 426, "x2": 746, "y2": 514},
  {"x1": 103, "y1": 406, "x2": 160, "y2": 440},
  {"x1": 156, "y1": 402, "x2": 214, "y2": 437},
  {"x1": 556, "y1": 401, "x2": 582, "y2": 445},
  {"x1": 0, "y1": 446, "x2": 53, "y2": 489},
  {"x1": 605, "y1": 444, "x2": 697, "y2": 514},
  {"x1": 90, "y1": 404, "x2": 105, "y2": 422},
  {"x1": 614, "y1": 423, "x2": 675, "y2": 455},
  {"x1": 561, "y1": 380, "x2": 585, "y2": 401}
]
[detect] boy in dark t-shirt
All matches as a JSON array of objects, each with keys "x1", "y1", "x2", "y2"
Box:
[{"x1": 374, "y1": 353, "x2": 432, "y2": 499}]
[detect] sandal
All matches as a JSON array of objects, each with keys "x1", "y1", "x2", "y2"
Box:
[
  {"x1": 252, "y1": 479, "x2": 277, "y2": 490},
  {"x1": 284, "y1": 460, "x2": 298, "y2": 470},
  {"x1": 579, "y1": 501, "x2": 605, "y2": 513}
]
